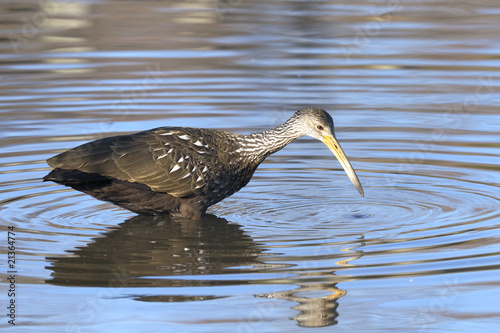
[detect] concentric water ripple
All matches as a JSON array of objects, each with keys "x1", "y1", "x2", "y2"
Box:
[
  {"x1": 210, "y1": 137, "x2": 500, "y2": 285},
  {"x1": 2, "y1": 133, "x2": 499, "y2": 280}
]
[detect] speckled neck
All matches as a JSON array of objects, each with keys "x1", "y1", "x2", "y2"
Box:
[{"x1": 237, "y1": 118, "x2": 305, "y2": 162}]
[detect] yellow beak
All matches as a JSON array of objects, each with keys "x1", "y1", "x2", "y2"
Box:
[{"x1": 322, "y1": 135, "x2": 364, "y2": 197}]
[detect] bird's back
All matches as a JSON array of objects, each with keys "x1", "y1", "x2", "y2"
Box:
[{"x1": 46, "y1": 126, "x2": 258, "y2": 210}]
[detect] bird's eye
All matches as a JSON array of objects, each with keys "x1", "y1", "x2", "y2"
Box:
[{"x1": 316, "y1": 125, "x2": 324, "y2": 131}]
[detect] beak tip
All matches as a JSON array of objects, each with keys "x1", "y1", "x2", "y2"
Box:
[{"x1": 323, "y1": 135, "x2": 365, "y2": 199}]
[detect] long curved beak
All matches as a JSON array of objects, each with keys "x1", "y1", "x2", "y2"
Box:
[{"x1": 322, "y1": 135, "x2": 364, "y2": 197}]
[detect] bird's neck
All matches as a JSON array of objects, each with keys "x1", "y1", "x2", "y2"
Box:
[{"x1": 238, "y1": 123, "x2": 303, "y2": 162}]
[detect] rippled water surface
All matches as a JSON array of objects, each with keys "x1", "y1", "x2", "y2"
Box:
[{"x1": 1, "y1": 0, "x2": 500, "y2": 332}]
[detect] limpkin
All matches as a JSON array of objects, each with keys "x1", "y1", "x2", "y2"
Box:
[{"x1": 44, "y1": 107, "x2": 364, "y2": 219}]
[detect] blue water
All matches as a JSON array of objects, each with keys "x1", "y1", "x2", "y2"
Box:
[{"x1": 1, "y1": 0, "x2": 500, "y2": 332}]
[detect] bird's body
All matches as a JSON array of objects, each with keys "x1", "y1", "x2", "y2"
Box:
[{"x1": 44, "y1": 107, "x2": 363, "y2": 219}]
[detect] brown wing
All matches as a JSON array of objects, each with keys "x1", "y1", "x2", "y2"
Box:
[{"x1": 47, "y1": 127, "x2": 218, "y2": 197}]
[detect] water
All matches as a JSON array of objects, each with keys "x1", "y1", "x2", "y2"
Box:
[{"x1": 1, "y1": 0, "x2": 500, "y2": 332}]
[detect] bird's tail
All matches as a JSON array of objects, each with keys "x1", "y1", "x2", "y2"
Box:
[{"x1": 43, "y1": 168, "x2": 109, "y2": 185}]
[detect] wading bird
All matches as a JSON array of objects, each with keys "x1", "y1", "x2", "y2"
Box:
[{"x1": 44, "y1": 107, "x2": 364, "y2": 219}]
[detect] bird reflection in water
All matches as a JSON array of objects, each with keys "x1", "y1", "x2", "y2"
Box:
[
  {"x1": 46, "y1": 215, "x2": 363, "y2": 327},
  {"x1": 46, "y1": 215, "x2": 263, "y2": 291},
  {"x1": 259, "y1": 243, "x2": 364, "y2": 328}
]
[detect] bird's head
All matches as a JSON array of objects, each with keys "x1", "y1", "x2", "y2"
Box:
[{"x1": 290, "y1": 107, "x2": 364, "y2": 197}]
